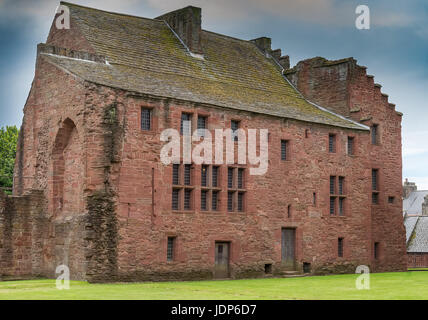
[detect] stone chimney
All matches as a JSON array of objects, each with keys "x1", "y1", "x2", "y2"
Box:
[
  {"x1": 156, "y1": 6, "x2": 202, "y2": 55},
  {"x1": 403, "y1": 178, "x2": 417, "y2": 199},
  {"x1": 423, "y1": 195, "x2": 428, "y2": 216},
  {"x1": 251, "y1": 37, "x2": 290, "y2": 69}
]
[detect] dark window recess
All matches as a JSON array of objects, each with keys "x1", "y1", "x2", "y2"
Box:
[
  {"x1": 228, "y1": 191, "x2": 234, "y2": 212},
  {"x1": 172, "y1": 189, "x2": 180, "y2": 210},
  {"x1": 264, "y1": 264, "x2": 272, "y2": 274},
  {"x1": 184, "y1": 189, "x2": 192, "y2": 210},
  {"x1": 329, "y1": 134, "x2": 336, "y2": 153},
  {"x1": 347, "y1": 137, "x2": 354, "y2": 155},
  {"x1": 201, "y1": 190, "x2": 208, "y2": 211},
  {"x1": 281, "y1": 140, "x2": 289, "y2": 160},
  {"x1": 374, "y1": 242, "x2": 380, "y2": 259},
  {"x1": 287, "y1": 204, "x2": 291, "y2": 218},
  {"x1": 228, "y1": 167, "x2": 234, "y2": 188},
  {"x1": 184, "y1": 164, "x2": 191, "y2": 185},
  {"x1": 330, "y1": 197, "x2": 336, "y2": 215},
  {"x1": 330, "y1": 176, "x2": 336, "y2": 194},
  {"x1": 141, "y1": 108, "x2": 152, "y2": 130},
  {"x1": 372, "y1": 169, "x2": 379, "y2": 190},
  {"x1": 201, "y1": 165, "x2": 208, "y2": 187},
  {"x1": 338, "y1": 238, "x2": 344, "y2": 257},
  {"x1": 339, "y1": 177, "x2": 345, "y2": 195},
  {"x1": 181, "y1": 113, "x2": 192, "y2": 135},
  {"x1": 197, "y1": 116, "x2": 207, "y2": 136},
  {"x1": 212, "y1": 191, "x2": 219, "y2": 211},
  {"x1": 339, "y1": 198, "x2": 345, "y2": 216},
  {"x1": 372, "y1": 192, "x2": 379, "y2": 205},
  {"x1": 231, "y1": 120, "x2": 240, "y2": 141},
  {"x1": 303, "y1": 262, "x2": 311, "y2": 273},
  {"x1": 313, "y1": 193, "x2": 317, "y2": 206},
  {"x1": 167, "y1": 237, "x2": 175, "y2": 261},
  {"x1": 238, "y1": 192, "x2": 244, "y2": 212},
  {"x1": 212, "y1": 166, "x2": 219, "y2": 187},
  {"x1": 172, "y1": 164, "x2": 180, "y2": 185},
  {"x1": 238, "y1": 168, "x2": 244, "y2": 189},
  {"x1": 388, "y1": 196, "x2": 395, "y2": 204},
  {"x1": 371, "y1": 124, "x2": 378, "y2": 145}
]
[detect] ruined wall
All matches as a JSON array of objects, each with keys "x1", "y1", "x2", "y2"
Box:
[{"x1": 286, "y1": 57, "x2": 406, "y2": 272}]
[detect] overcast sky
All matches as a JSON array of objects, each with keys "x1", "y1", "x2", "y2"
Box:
[{"x1": 0, "y1": 0, "x2": 427, "y2": 188}]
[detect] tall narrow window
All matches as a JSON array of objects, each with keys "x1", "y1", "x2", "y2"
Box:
[
  {"x1": 228, "y1": 167, "x2": 234, "y2": 188},
  {"x1": 201, "y1": 165, "x2": 208, "y2": 187},
  {"x1": 330, "y1": 197, "x2": 336, "y2": 215},
  {"x1": 339, "y1": 197, "x2": 345, "y2": 216},
  {"x1": 197, "y1": 115, "x2": 207, "y2": 136},
  {"x1": 371, "y1": 124, "x2": 378, "y2": 145},
  {"x1": 238, "y1": 192, "x2": 244, "y2": 212},
  {"x1": 338, "y1": 177, "x2": 345, "y2": 195},
  {"x1": 372, "y1": 169, "x2": 379, "y2": 204},
  {"x1": 172, "y1": 164, "x2": 180, "y2": 185},
  {"x1": 184, "y1": 164, "x2": 191, "y2": 185},
  {"x1": 231, "y1": 120, "x2": 240, "y2": 141},
  {"x1": 212, "y1": 166, "x2": 219, "y2": 187},
  {"x1": 329, "y1": 134, "x2": 336, "y2": 153},
  {"x1": 201, "y1": 190, "x2": 208, "y2": 211},
  {"x1": 212, "y1": 191, "x2": 219, "y2": 211},
  {"x1": 228, "y1": 191, "x2": 234, "y2": 212},
  {"x1": 338, "y1": 238, "x2": 344, "y2": 257},
  {"x1": 347, "y1": 137, "x2": 354, "y2": 155},
  {"x1": 141, "y1": 108, "x2": 152, "y2": 131},
  {"x1": 172, "y1": 189, "x2": 180, "y2": 210},
  {"x1": 372, "y1": 192, "x2": 379, "y2": 205},
  {"x1": 238, "y1": 168, "x2": 244, "y2": 189},
  {"x1": 313, "y1": 193, "x2": 317, "y2": 206},
  {"x1": 374, "y1": 242, "x2": 380, "y2": 259},
  {"x1": 181, "y1": 113, "x2": 192, "y2": 135},
  {"x1": 281, "y1": 140, "x2": 289, "y2": 160},
  {"x1": 330, "y1": 176, "x2": 336, "y2": 194},
  {"x1": 167, "y1": 237, "x2": 175, "y2": 261},
  {"x1": 287, "y1": 204, "x2": 291, "y2": 218},
  {"x1": 184, "y1": 189, "x2": 192, "y2": 210}
]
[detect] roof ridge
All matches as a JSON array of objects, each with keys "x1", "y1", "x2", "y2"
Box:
[{"x1": 202, "y1": 29, "x2": 250, "y2": 44}]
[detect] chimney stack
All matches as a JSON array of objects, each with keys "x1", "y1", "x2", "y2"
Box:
[
  {"x1": 251, "y1": 37, "x2": 290, "y2": 69},
  {"x1": 156, "y1": 6, "x2": 203, "y2": 55},
  {"x1": 403, "y1": 178, "x2": 417, "y2": 199}
]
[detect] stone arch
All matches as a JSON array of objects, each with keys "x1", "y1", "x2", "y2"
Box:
[{"x1": 51, "y1": 118, "x2": 83, "y2": 216}]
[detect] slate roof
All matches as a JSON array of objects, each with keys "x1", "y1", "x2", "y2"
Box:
[
  {"x1": 41, "y1": 2, "x2": 368, "y2": 131},
  {"x1": 404, "y1": 216, "x2": 419, "y2": 243},
  {"x1": 403, "y1": 190, "x2": 428, "y2": 215},
  {"x1": 406, "y1": 216, "x2": 428, "y2": 253}
]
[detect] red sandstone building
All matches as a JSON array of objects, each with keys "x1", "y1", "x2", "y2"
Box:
[{"x1": 0, "y1": 2, "x2": 406, "y2": 282}]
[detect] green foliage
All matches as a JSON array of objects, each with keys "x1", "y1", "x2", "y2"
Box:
[{"x1": 0, "y1": 125, "x2": 19, "y2": 190}]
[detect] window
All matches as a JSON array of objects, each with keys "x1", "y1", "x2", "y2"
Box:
[
  {"x1": 201, "y1": 165, "x2": 208, "y2": 187},
  {"x1": 228, "y1": 167, "x2": 234, "y2": 188},
  {"x1": 201, "y1": 190, "x2": 208, "y2": 211},
  {"x1": 167, "y1": 237, "x2": 175, "y2": 261},
  {"x1": 338, "y1": 238, "x2": 344, "y2": 257},
  {"x1": 181, "y1": 113, "x2": 192, "y2": 135},
  {"x1": 238, "y1": 192, "x2": 244, "y2": 212},
  {"x1": 287, "y1": 204, "x2": 291, "y2": 218},
  {"x1": 374, "y1": 242, "x2": 380, "y2": 260},
  {"x1": 371, "y1": 124, "x2": 378, "y2": 145},
  {"x1": 141, "y1": 108, "x2": 152, "y2": 131},
  {"x1": 212, "y1": 191, "x2": 219, "y2": 211},
  {"x1": 372, "y1": 169, "x2": 379, "y2": 205},
  {"x1": 305, "y1": 129, "x2": 310, "y2": 138},
  {"x1": 172, "y1": 189, "x2": 180, "y2": 210},
  {"x1": 281, "y1": 140, "x2": 289, "y2": 160},
  {"x1": 197, "y1": 115, "x2": 207, "y2": 136},
  {"x1": 388, "y1": 196, "x2": 395, "y2": 204},
  {"x1": 184, "y1": 164, "x2": 191, "y2": 185},
  {"x1": 172, "y1": 164, "x2": 180, "y2": 185},
  {"x1": 238, "y1": 168, "x2": 244, "y2": 189},
  {"x1": 330, "y1": 176, "x2": 347, "y2": 216},
  {"x1": 231, "y1": 120, "x2": 240, "y2": 141},
  {"x1": 184, "y1": 189, "x2": 192, "y2": 210},
  {"x1": 347, "y1": 137, "x2": 354, "y2": 155},
  {"x1": 329, "y1": 134, "x2": 336, "y2": 153},
  {"x1": 212, "y1": 166, "x2": 219, "y2": 187},
  {"x1": 313, "y1": 193, "x2": 317, "y2": 206},
  {"x1": 228, "y1": 191, "x2": 234, "y2": 212}
]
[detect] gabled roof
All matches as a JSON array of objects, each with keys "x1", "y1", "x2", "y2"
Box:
[
  {"x1": 403, "y1": 190, "x2": 428, "y2": 215},
  {"x1": 406, "y1": 216, "x2": 428, "y2": 253},
  {"x1": 42, "y1": 2, "x2": 368, "y2": 131}
]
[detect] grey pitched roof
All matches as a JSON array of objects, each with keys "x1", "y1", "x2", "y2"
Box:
[
  {"x1": 406, "y1": 216, "x2": 428, "y2": 253},
  {"x1": 403, "y1": 190, "x2": 428, "y2": 215},
  {"x1": 404, "y1": 216, "x2": 419, "y2": 243},
  {"x1": 41, "y1": 2, "x2": 368, "y2": 131}
]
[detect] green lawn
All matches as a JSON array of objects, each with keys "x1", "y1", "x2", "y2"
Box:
[{"x1": 1, "y1": 272, "x2": 427, "y2": 300}]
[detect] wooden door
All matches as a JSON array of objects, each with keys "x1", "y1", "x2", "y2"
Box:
[
  {"x1": 282, "y1": 228, "x2": 296, "y2": 269},
  {"x1": 214, "y1": 242, "x2": 230, "y2": 279}
]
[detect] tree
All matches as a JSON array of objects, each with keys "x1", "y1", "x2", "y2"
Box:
[{"x1": 0, "y1": 126, "x2": 19, "y2": 192}]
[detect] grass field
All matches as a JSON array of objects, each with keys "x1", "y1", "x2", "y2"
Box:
[{"x1": 1, "y1": 272, "x2": 427, "y2": 300}]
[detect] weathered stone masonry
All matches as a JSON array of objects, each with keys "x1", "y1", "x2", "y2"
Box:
[{"x1": 0, "y1": 2, "x2": 407, "y2": 282}]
